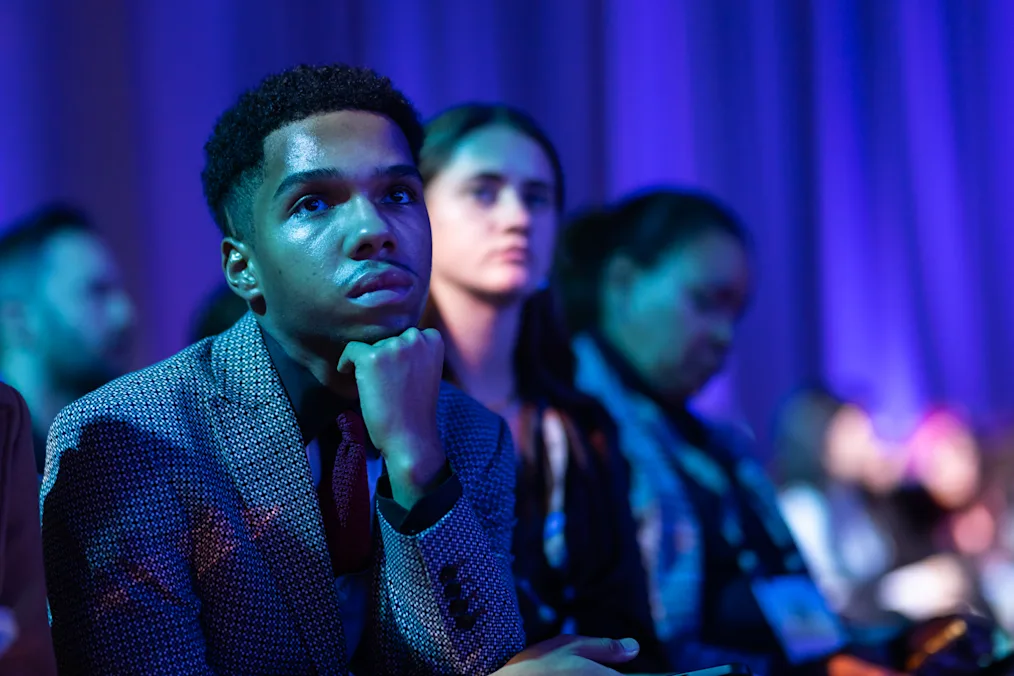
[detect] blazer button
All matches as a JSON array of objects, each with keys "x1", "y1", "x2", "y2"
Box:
[
  {"x1": 438, "y1": 564, "x2": 458, "y2": 584},
  {"x1": 449, "y1": 599, "x2": 469, "y2": 617},
  {"x1": 455, "y1": 614, "x2": 477, "y2": 630},
  {"x1": 444, "y1": 580, "x2": 462, "y2": 599}
]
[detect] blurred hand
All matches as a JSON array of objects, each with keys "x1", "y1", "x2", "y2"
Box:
[
  {"x1": 828, "y1": 654, "x2": 906, "y2": 676},
  {"x1": 494, "y1": 635, "x2": 641, "y2": 675},
  {"x1": 906, "y1": 614, "x2": 1004, "y2": 675}
]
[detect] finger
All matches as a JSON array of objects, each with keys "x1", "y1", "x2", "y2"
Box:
[
  {"x1": 399, "y1": 327, "x2": 421, "y2": 343},
  {"x1": 420, "y1": 327, "x2": 445, "y2": 358},
  {"x1": 505, "y1": 635, "x2": 585, "y2": 664},
  {"x1": 567, "y1": 637, "x2": 639, "y2": 664},
  {"x1": 420, "y1": 327, "x2": 443, "y2": 345},
  {"x1": 337, "y1": 341, "x2": 370, "y2": 375}
]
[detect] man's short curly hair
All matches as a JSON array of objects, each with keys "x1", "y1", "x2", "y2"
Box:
[{"x1": 201, "y1": 64, "x2": 424, "y2": 239}]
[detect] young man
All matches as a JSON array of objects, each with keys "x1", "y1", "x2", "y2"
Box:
[
  {"x1": 0, "y1": 206, "x2": 134, "y2": 478},
  {"x1": 41, "y1": 64, "x2": 525, "y2": 675}
]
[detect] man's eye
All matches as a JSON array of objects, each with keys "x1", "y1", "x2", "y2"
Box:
[
  {"x1": 692, "y1": 291, "x2": 720, "y2": 312},
  {"x1": 293, "y1": 196, "x2": 333, "y2": 215},
  {"x1": 382, "y1": 187, "x2": 417, "y2": 205}
]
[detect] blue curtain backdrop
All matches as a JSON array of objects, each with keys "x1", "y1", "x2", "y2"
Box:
[{"x1": 2, "y1": 0, "x2": 1011, "y2": 448}]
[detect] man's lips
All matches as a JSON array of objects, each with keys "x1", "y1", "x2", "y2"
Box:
[{"x1": 347, "y1": 267, "x2": 415, "y2": 299}]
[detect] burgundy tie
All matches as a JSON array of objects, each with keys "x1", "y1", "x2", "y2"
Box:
[{"x1": 316, "y1": 410, "x2": 373, "y2": 576}]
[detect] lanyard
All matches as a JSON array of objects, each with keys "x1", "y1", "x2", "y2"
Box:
[
  {"x1": 656, "y1": 417, "x2": 804, "y2": 577},
  {"x1": 542, "y1": 407, "x2": 569, "y2": 571}
]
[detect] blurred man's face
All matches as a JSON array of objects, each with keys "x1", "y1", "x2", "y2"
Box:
[{"x1": 29, "y1": 229, "x2": 135, "y2": 391}]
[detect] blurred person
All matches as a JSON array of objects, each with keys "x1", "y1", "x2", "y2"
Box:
[
  {"x1": 0, "y1": 382, "x2": 57, "y2": 674},
  {"x1": 974, "y1": 452, "x2": 1014, "y2": 635},
  {"x1": 776, "y1": 393, "x2": 997, "y2": 628},
  {"x1": 41, "y1": 64, "x2": 532, "y2": 675},
  {"x1": 420, "y1": 103, "x2": 666, "y2": 673},
  {"x1": 190, "y1": 282, "x2": 250, "y2": 342},
  {"x1": 772, "y1": 387, "x2": 895, "y2": 617},
  {"x1": 0, "y1": 205, "x2": 134, "y2": 477},
  {"x1": 555, "y1": 188, "x2": 943, "y2": 675}
]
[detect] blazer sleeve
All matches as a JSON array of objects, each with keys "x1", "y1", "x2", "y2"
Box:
[
  {"x1": 0, "y1": 385, "x2": 57, "y2": 676},
  {"x1": 41, "y1": 415, "x2": 214, "y2": 676},
  {"x1": 371, "y1": 417, "x2": 525, "y2": 675}
]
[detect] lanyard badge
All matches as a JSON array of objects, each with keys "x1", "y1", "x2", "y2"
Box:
[{"x1": 670, "y1": 433, "x2": 847, "y2": 664}]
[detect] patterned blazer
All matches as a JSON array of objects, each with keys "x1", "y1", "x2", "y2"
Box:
[{"x1": 40, "y1": 313, "x2": 524, "y2": 675}]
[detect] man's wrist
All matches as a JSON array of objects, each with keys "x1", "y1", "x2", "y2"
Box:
[
  {"x1": 384, "y1": 435, "x2": 448, "y2": 509},
  {"x1": 376, "y1": 470, "x2": 461, "y2": 534}
]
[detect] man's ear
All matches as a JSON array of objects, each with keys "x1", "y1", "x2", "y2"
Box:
[
  {"x1": 599, "y1": 254, "x2": 639, "y2": 326},
  {"x1": 222, "y1": 237, "x2": 261, "y2": 304}
]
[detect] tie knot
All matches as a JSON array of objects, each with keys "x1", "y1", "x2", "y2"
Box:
[{"x1": 336, "y1": 409, "x2": 366, "y2": 444}]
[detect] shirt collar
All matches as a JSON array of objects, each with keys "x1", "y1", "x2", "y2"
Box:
[{"x1": 261, "y1": 326, "x2": 353, "y2": 444}]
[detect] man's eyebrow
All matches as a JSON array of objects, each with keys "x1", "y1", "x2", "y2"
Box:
[{"x1": 272, "y1": 164, "x2": 422, "y2": 200}]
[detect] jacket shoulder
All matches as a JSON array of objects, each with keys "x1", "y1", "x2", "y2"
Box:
[
  {"x1": 436, "y1": 381, "x2": 504, "y2": 435},
  {"x1": 435, "y1": 381, "x2": 509, "y2": 476},
  {"x1": 49, "y1": 339, "x2": 216, "y2": 448},
  {"x1": 0, "y1": 381, "x2": 25, "y2": 407},
  {"x1": 0, "y1": 382, "x2": 30, "y2": 424}
]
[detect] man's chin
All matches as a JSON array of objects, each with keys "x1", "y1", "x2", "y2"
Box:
[{"x1": 345, "y1": 315, "x2": 420, "y2": 346}]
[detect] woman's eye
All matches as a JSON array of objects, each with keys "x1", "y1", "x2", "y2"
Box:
[
  {"x1": 524, "y1": 191, "x2": 553, "y2": 210},
  {"x1": 470, "y1": 184, "x2": 499, "y2": 205}
]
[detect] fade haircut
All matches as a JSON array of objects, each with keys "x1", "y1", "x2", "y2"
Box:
[{"x1": 201, "y1": 64, "x2": 425, "y2": 240}]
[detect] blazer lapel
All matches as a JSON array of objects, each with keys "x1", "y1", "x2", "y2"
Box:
[{"x1": 208, "y1": 313, "x2": 346, "y2": 673}]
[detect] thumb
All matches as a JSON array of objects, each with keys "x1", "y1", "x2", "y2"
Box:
[{"x1": 567, "y1": 636, "x2": 640, "y2": 664}]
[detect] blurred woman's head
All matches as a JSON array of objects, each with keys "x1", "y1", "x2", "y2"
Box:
[
  {"x1": 421, "y1": 104, "x2": 564, "y2": 306},
  {"x1": 557, "y1": 188, "x2": 751, "y2": 404}
]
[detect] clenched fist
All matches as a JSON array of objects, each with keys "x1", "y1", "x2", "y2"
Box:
[{"x1": 338, "y1": 327, "x2": 446, "y2": 509}]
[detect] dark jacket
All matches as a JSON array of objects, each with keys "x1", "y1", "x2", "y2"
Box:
[
  {"x1": 512, "y1": 401, "x2": 666, "y2": 673},
  {"x1": 0, "y1": 383, "x2": 57, "y2": 675}
]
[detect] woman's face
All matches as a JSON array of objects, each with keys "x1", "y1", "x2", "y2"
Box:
[
  {"x1": 603, "y1": 229, "x2": 751, "y2": 403},
  {"x1": 424, "y1": 124, "x2": 558, "y2": 304}
]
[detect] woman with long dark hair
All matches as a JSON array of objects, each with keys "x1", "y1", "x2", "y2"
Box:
[{"x1": 420, "y1": 104, "x2": 665, "y2": 673}]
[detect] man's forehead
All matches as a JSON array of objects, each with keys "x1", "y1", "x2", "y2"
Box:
[
  {"x1": 44, "y1": 229, "x2": 103, "y2": 258},
  {"x1": 262, "y1": 110, "x2": 411, "y2": 178}
]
